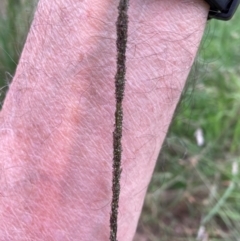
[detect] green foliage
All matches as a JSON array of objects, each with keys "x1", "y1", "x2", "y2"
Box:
[{"x1": 0, "y1": 0, "x2": 36, "y2": 104}]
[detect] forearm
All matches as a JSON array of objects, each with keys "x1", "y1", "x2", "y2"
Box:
[{"x1": 0, "y1": 0, "x2": 208, "y2": 240}]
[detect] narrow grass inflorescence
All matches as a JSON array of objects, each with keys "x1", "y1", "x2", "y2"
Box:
[{"x1": 110, "y1": 0, "x2": 129, "y2": 240}]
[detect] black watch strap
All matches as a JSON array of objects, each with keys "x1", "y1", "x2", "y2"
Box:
[{"x1": 205, "y1": 0, "x2": 240, "y2": 20}]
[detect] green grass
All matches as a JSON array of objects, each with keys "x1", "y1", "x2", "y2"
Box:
[
  {"x1": 0, "y1": 0, "x2": 36, "y2": 104},
  {"x1": 1, "y1": 1, "x2": 240, "y2": 240}
]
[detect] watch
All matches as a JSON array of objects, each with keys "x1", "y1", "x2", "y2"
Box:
[{"x1": 205, "y1": 0, "x2": 240, "y2": 20}]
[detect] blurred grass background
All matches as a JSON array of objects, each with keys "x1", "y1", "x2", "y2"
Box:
[
  {"x1": 0, "y1": 0, "x2": 36, "y2": 104},
  {"x1": 0, "y1": 1, "x2": 240, "y2": 240}
]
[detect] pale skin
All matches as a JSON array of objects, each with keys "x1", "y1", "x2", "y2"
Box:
[{"x1": 0, "y1": 0, "x2": 208, "y2": 240}]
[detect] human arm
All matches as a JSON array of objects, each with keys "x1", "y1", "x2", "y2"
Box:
[{"x1": 0, "y1": 0, "x2": 208, "y2": 240}]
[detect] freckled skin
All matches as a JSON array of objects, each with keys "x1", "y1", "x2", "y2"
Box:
[{"x1": 0, "y1": 0, "x2": 208, "y2": 240}]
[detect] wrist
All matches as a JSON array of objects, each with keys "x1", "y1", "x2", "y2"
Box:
[
  {"x1": 0, "y1": 0, "x2": 208, "y2": 240},
  {"x1": 120, "y1": 1, "x2": 208, "y2": 239}
]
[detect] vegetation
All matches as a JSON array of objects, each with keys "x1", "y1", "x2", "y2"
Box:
[
  {"x1": 1, "y1": 1, "x2": 240, "y2": 240},
  {"x1": 0, "y1": 0, "x2": 36, "y2": 104}
]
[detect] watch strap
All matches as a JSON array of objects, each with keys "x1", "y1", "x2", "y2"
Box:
[{"x1": 205, "y1": 0, "x2": 240, "y2": 20}]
